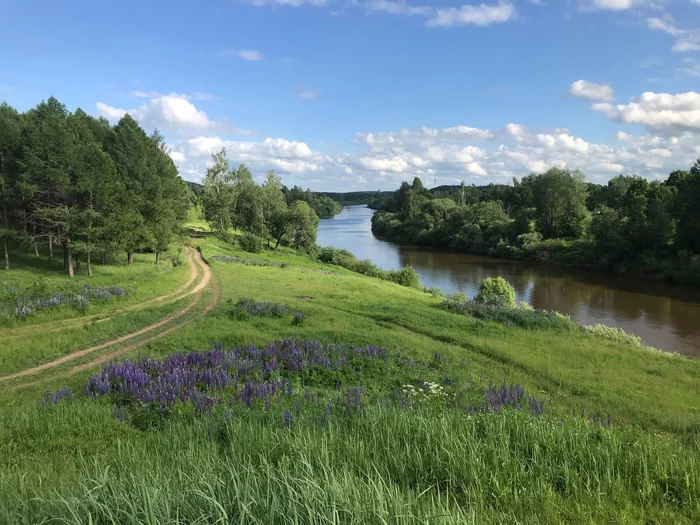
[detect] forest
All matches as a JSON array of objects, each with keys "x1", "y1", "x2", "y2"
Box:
[
  {"x1": 0, "y1": 98, "x2": 191, "y2": 276},
  {"x1": 371, "y1": 163, "x2": 700, "y2": 285}
]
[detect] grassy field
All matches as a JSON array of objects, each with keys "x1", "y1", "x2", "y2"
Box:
[{"x1": 0, "y1": 235, "x2": 699, "y2": 524}]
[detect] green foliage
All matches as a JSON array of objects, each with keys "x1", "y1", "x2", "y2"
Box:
[
  {"x1": 239, "y1": 232, "x2": 265, "y2": 254},
  {"x1": 386, "y1": 266, "x2": 421, "y2": 288},
  {"x1": 369, "y1": 163, "x2": 700, "y2": 285},
  {"x1": 475, "y1": 277, "x2": 516, "y2": 308},
  {"x1": 583, "y1": 324, "x2": 644, "y2": 347}
]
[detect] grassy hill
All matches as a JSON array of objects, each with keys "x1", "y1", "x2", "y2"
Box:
[{"x1": 0, "y1": 236, "x2": 699, "y2": 524}]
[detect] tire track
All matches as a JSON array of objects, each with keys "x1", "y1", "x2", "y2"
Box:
[
  {"x1": 0, "y1": 250, "x2": 214, "y2": 384},
  {"x1": 0, "y1": 247, "x2": 202, "y2": 340}
]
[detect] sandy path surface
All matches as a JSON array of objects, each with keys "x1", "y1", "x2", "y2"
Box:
[
  {"x1": 0, "y1": 249, "x2": 215, "y2": 385},
  {"x1": 0, "y1": 247, "x2": 201, "y2": 339}
]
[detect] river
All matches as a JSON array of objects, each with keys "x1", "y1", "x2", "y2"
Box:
[{"x1": 317, "y1": 205, "x2": 700, "y2": 358}]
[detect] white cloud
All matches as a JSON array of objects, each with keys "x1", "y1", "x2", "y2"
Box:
[
  {"x1": 296, "y1": 87, "x2": 321, "y2": 99},
  {"x1": 590, "y1": 0, "x2": 639, "y2": 10},
  {"x1": 248, "y1": 0, "x2": 328, "y2": 6},
  {"x1": 427, "y1": 1, "x2": 516, "y2": 27},
  {"x1": 679, "y1": 58, "x2": 700, "y2": 78},
  {"x1": 193, "y1": 92, "x2": 220, "y2": 101},
  {"x1": 362, "y1": 0, "x2": 431, "y2": 16},
  {"x1": 96, "y1": 94, "x2": 248, "y2": 137},
  {"x1": 639, "y1": 56, "x2": 663, "y2": 68},
  {"x1": 592, "y1": 91, "x2": 700, "y2": 132},
  {"x1": 568, "y1": 80, "x2": 615, "y2": 102},
  {"x1": 219, "y1": 49, "x2": 265, "y2": 61},
  {"x1": 96, "y1": 102, "x2": 126, "y2": 120},
  {"x1": 169, "y1": 151, "x2": 187, "y2": 163},
  {"x1": 647, "y1": 16, "x2": 700, "y2": 52}
]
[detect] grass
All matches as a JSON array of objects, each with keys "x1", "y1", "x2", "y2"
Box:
[{"x1": 0, "y1": 235, "x2": 699, "y2": 524}]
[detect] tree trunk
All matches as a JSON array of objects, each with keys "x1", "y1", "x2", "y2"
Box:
[
  {"x1": 48, "y1": 234, "x2": 53, "y2": 261},
  {"x1": 100, "y1": 252, "x2": 106, "y2": 265},
  {"x1": 75, "y1": 255, "x2": 81, "y2": 273},
  {"x1": 3, "y1": 241, "x2": 8, "y2": 270},
  {"x1": 34, "y1": 242, "x2": 39, "y2": 257},
  {"x1": 155, "y1": 250, "x2": 160, "y2": 265},
  {"x1": 127, "y1": 252, "x2": 134, "y2": 266},
  {"x1": 64, "y1": 242, "x2": 74, "y2": 278},
  {"x1": 87, "y1": 252, "x2": 93, "y2": 277},
  {"x1": 275, "y1": 235, "x2": 284, "y2": 249},
  {"x1": 63, "y1": 242, "x2": 69, "y2": 271}
]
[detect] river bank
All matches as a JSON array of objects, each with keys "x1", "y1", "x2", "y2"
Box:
[{"x1": 318, "y1": 205, "x2": 700, "y2": 358}]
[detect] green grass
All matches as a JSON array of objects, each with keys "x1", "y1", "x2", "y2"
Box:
[
  {"x1": 0, "y1": 245, "x2": 191, "y2": 328},
  {"x1": 1, "y1": 236, "x2": 699, "y2": 524}
]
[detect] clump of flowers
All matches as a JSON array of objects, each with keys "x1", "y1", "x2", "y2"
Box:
[
  {"x1": 1, "y1": 285, "x2": 130, "y2": 320},
  {"x1": 291, "y1": 312, "x2": 305, "y2": 326},
  {"x1": 85, "y1": 340, "x2": 389, "y2": 421},
  {"x1": 233, "y1": 297, "x2": 289, "y2": 319},
  {"x1": 40, "y1": 387, "x2": 74, "y2": 406}
]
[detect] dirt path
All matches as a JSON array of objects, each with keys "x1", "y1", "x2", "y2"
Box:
[
  {"x1": 0, "y1": 249, "x2": 215, "y2": 384},
  {"x1": 0, "y1": 247, "x2": 202, "y2": 340}
]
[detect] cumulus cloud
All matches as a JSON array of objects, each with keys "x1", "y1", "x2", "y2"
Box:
[
  {"x1": 96, "y1": 94, "x2": 249, "y2": 137},
  {"x1": 592, "y1": 91, "x2": 700, "y2": 132},
  {"x1": 427, "y1": 1, "x2": 516, "y2": 27},
  {"x1": 590, "y1": 0, "x2": 639, "y2": 10},
  {"x1": 568, "y1": 80, "x2": 615, "y2": 102}
]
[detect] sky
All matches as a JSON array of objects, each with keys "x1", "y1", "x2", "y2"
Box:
[{"x1": 1, "y1": 0, "x2": 700, "y2": 191}]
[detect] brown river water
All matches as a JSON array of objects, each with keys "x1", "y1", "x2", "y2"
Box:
[{"x1": 316, "y1": 205, "x2": 700, "y2": 358}]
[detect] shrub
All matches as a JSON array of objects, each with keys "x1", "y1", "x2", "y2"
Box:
[
  {"x1": 216, "y1": 231, "x2": 238, "y2": 246},
  {"x1": 428, "y1": 287, "x2": 446, "y2": 297},
  {"x1": 291, "y1": 312, "x2": 305, "y2": 326},
  {"x1": 239, "y1": 233, "x2": 265, "y2": 254},
  {"x1": 475, "y1": 277, "x2": 516, "y2": 308},
  {"x1": 441, "y1": 299, "x2": 579, "y2": 332},
  {"x1": 582, "y1": 324, "x2": 642, "y2": 347},
  {"x1": 387, "y1": 266, "x2": 422, "y2": 289}
]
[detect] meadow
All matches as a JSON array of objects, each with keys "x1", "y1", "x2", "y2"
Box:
[{"x1": 0, "y1": 235, "x2": 699, "y2": 524}]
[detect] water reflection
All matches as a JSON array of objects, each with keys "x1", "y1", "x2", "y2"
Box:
[{"x1": 317, "y1": 205, "x2": 700, "y2": 358}]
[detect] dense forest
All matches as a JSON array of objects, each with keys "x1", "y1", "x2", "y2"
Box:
[
  {"x1": 371, "y1": 164, "x2": 700, "y2": 285},
  {"x1": 281, "y1": 186, "x2": 341, "y2": 219},
  {"x1": 0, "y1": 98, "x2": 191, "y2": 276},
  {"x1": 315, "y1": 191, "x2": 392, "y2": 206},
  {"x1": 201, "y1": 149, "x2": 319, "y2": 251}
]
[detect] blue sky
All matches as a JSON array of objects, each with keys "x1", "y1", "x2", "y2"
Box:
[{"x1": 2, "y1": 0, "x2": 699, "y2": 190}]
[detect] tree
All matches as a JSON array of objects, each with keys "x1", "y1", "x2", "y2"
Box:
[
  {"x1": 532, "y1": 168, "x2": 589, "y2": 238},
  {"x1": 19, "y1": 97, "x2": 78, "y2": 275},
  {"x1": 271, "y1": 201, "x2": 319, "y2": 250},
  {"x1": 261, "y1": 170, "x2": 287, "y2": 242},
  {"x1": 202, "y1": 148, "x2": 235, "y2": 233},
  {"x1": 672, "y1": 160, "x2": 700, "y2": 253},
  {"x1": 0, "y1": 103, "x2": 21, "y2": 270}
]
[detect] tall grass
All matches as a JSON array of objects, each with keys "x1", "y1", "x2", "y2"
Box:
[{"x1": 1, "y1": 401, "x2": 698, "y2": 524}]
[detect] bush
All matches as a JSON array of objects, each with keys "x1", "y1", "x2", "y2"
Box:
[
  {"x1": 475, "y1": 277, "x2": 516, "y2": 308},
  {"x1": 582, "y1": 324, "x2": 642, "y2": 347},
  {"x1": 387, "y1": 266, "x2": 422, "y2": 289},
  {"x1": 216, "y1": 231, "x2": 238, "y2": 246},
  {"x1": 239, "y1": 233, "x2": 265, "y2": 254},
  {"x1": 441, "y1": 299, "x2": 579, "y2": 332}
]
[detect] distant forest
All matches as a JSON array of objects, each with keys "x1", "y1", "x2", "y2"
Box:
[{"x1": 371, "y1": 164, "x2": 700, "y2": 285}]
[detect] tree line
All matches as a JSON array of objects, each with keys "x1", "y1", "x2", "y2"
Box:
[
  {"x1": 0, "y1": 97, "x2": 191, "y2": 276},
  {"x1": 371, "y1": 161, "x2": 700, "y2": 285},
  {"x1": 201, "y1": 149, "x2": 319, "y2": 251}
]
